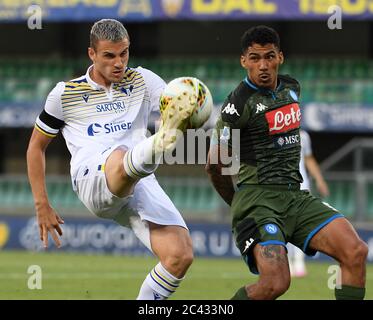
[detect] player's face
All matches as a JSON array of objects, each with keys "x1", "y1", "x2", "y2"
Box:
[
  {"x1": 240, "y1": 43, "x2": 283, "y2": 90},
  {"x1": 88, "y1": 38, "x2": 130, "y2": 86}
]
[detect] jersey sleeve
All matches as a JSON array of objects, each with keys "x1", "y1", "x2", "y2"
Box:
[
  {"x1": 220, "y1": 83, "x2": 252, "y2": 130},
  {"x1": 137, "y1": 66, "x2": 166, "y2": 115},
  {"x1": 34, "y1": 82, "x2": 65, "y2": 138},
  {"x1": 281, "y1": 74, "x2": 301, "y2": 100}
]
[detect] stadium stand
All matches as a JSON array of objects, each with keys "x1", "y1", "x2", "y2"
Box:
[
  {"x1": 1, "y1": 58, "x2": 373, "y2": 105},
  {"x1": 1, "y1": 175, "x2": 373, "y2": 220},
  {"x1": 0, "y1": 175, "x2": 227, "y2": 219}
]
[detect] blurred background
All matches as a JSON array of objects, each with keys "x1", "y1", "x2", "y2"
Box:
[{"x1": 0, "y1": 1, "x2": 373, "y2": 275}]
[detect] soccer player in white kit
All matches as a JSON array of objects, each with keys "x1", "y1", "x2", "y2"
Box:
[
  {"x1": 26, "y1": 19, "x2": 196, "y2": 300},
  {"x1": 288, "y1": 130, "x2": 330, "y2": 277}
]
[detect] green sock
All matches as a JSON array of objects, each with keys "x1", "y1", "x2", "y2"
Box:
[
  {"x1": 231, "y1": 286, "x2": 250, "y2": 300},
  {"x1": 335, "y1": 285, "x2": 365, "y2": 300}
]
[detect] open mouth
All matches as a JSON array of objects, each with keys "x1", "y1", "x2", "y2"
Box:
[
  {"x1": 259, "y1": 74, "x2": 270, "y2": 81},
  {"x1": 113, "y1": 70, "x2": 123, "y2": 76}
]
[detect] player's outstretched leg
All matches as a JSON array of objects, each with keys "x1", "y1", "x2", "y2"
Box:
[
  {"x1": 308, "y1": 217, "x2": 368, "y2": 300},
  {"x1": 154, "y1": 89, "x2": 197, "y2": 154},
  {"x1": 123, "y1": 89, "x2": 197, "y2": 180}
]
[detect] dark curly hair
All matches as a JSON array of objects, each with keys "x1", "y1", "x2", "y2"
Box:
[{"x1": 241, "y1": 26, "x2": 280, "y2": 54}]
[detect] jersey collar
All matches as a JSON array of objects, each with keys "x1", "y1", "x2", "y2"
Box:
[
  {"x1": 85, "y1": 65, "x2": 114, "y2": 91},
  {"x1": 244, "y1": 76, "x2": 283, "y2": 94}
]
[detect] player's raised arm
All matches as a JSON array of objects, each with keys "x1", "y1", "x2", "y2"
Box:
[{"x1": 26, "y1": 128, "x2": 64, "y2": 248}]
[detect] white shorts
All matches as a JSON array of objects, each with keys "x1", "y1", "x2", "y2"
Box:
[{"x1": 74, "y1": 149, "x2": 187, "y2": 231}]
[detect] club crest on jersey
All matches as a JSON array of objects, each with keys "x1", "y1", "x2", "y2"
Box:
[
  {"x1": 82, "y1": 93, "x2": 90, "y2": 103},
  {"x1": 256, "y1": 103, "x2": 268, "y2": 113},
  {"x1": 265, "y1": 103, "x2": 301, "y2": 135},
  {"x1": 264, "y1": 224, "x2": 278, "y2": 234},
  {"x1": 120, "y1": 85, "x2": 134, "y2": 95},
  {"x1": 222, "y1": 103, "x2": 240, "y2": 116}
]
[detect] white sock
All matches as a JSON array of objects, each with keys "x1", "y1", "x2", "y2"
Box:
[
  {"x1": 136, "y1": 263, "x2": 184, "y2": 300},
  {"x1": 123, "y1": 135, "x2": 162, "y2": 179}
]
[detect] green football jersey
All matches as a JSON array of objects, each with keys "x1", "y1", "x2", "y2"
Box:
[{"x1": 214, "y1": 75, "x2": 303, "y2": 185}]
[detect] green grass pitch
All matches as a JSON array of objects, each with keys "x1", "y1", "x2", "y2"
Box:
[{"x1": 0, "y1": 250, "x2": 371, "y2": 300}]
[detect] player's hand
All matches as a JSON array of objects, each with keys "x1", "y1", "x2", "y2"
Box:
[{"x1": 36, "y1": 205, "x2": 64, "y2": 248}]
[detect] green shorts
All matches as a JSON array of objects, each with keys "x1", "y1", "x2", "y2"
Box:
[{"x1": 231, "y1": 184, "x2": 343, "y2": 274}]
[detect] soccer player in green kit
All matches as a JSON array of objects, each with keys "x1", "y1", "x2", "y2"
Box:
[{"x1": 206, "y1": 26, "x2": 368, "y2": 300}]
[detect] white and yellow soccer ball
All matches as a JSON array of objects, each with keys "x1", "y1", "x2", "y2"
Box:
[{"x1": 160, "y1": 76, "x2": 213, "y2": 129}]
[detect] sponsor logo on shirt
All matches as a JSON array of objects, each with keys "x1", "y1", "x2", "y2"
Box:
[
  {"x1": 222, "y1": 103, "x2": 240, "y2": 116},
  {"x1": 96, "y1": 101, "x2": 128, "y2": 114},
  {"x1": 153, "y1": 292, "x2": 162, "y2": 300},
  {"x1": 265, "y1": 103, "x2": 301, "y2": 134},
  {"x1": 87, "y1": 121, "x2": 132, "y2": 136},
  {"x1": 274, "y1": 132, "x2": 300, "y2": 149},
  {"x1": 256, "y1": 102, "x2": 268, "y2": 113},
  {"x1": 82, "y1": 93, "x2": 90, "y2": 103},
  {"x1": 242, "y1": 238, "x2": 255, "y2": 254}
]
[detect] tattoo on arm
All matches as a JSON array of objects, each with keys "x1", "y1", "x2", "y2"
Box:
[{"x1": 260, "y1": 245, "x2": 288, "y2": 264}]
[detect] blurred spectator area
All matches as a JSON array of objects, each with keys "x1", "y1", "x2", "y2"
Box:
[
  {"x1": 1, "y1": 173, "x2": 373, "y2": 222},
  {"x1": 1, "y1": 57, "x2": 373, "y2": 105}
]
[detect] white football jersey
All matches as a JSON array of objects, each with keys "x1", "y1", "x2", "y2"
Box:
[
  {"x1": 35, "y1": 65, "x2": 165, "y2": 181},
  {"x1": 299, "y1": 130, "x2": 312, "y2": 190}
]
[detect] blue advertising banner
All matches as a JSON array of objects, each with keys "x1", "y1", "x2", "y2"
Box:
[
  {"x1": 0, "y1": 215, "x2": 241, "y2": 257},
  {"x1": 302, "y1": 103, "x2": 373, "y2": 132},
  {"x1": 0, "y1": 215, "x2": 372, "y2": 263},
  {"x1": 1, "y1": 0, "x2": 373, "y2": 22},
  {"x1": 0, "y1": 102, "x2": 40, "y2": 128}
]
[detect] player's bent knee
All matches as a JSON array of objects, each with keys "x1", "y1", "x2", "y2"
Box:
[
  {"x1": 163, "y1": 248, "x2": 194, "y2": 273},
  {"x1": 348, "y1": 240, "x2": 368, "y2": 266},
  {"x1": 259, "y1": 275, "x2": 290, "y2": 299}
]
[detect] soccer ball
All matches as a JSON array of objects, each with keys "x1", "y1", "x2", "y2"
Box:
[{"x1": 160, "y1": 77, "x2": 213, "y2": 129}]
